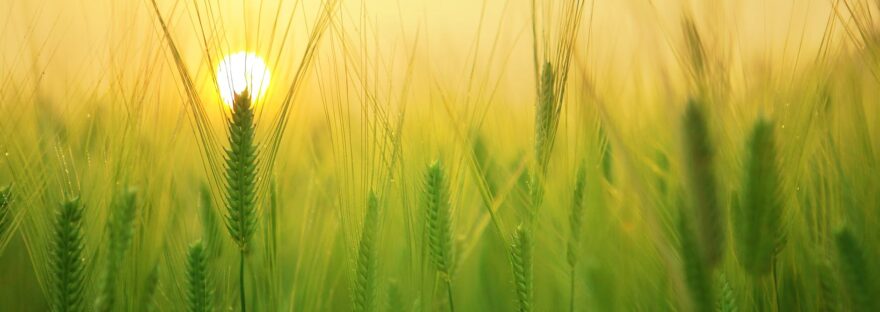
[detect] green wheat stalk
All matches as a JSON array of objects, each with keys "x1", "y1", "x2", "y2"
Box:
[
  {"x1": 510, "y1": 224, "x2": 533, "y2": 312},
  {"x1": 472, "y1": 134, "x2": 498, "y2": 202},
  {"x1": 96, "y1": 188, "x2": 138, "y2": 311},
  {"x1": 49, "y1": 197, "x2": 87, "y2": 312},
  {"x1": 386, "y1": 280, "x2": 404, "y2": 312},
  {"x1": 677, "y1": 210, "x2": 713, "y2": 312},
  {"x1": 566, "y1": 164, "x2": 587, "y2": 312},
  {"x1": 186, "y1": 240, "x2": 213, "y2": 312},
  {"x1": 834, "y1": 227, "x2": 878, "y2": 312},
  {"x1": 528, "y1": 62, "x2": 558, "y2": 222},
  {"x1": 682, "y1": 100, "x2": 724, "y2": 267},
  {"x1": 422, "y1": 161, "x2": 455, "y2": 311},
  {"x1": 471, "y1": 133, "x2": 506, "y2": 240},
  {"x1": 733, "y1": 119, "x2": 784, "y2": 275},
  {"x1": 199, "y1": 183, "x2": 223, "y2": 259},
  {"x1": 223, "y1": 91, "x2": 259, "y2": 312},
  {"x1": 423, "y1": 161, "x2": 454, "y2": 274},
  {"x1": 353, "y1": 192, "x2": 380, "y2": 312},
  {"x1": 682, "y1": 16, "x2": 707, "y2": 88},
  {"x1": 141, "y1": 263, "x2": 160, "y2": 312},
  {"x1": 817, "y1": 259, "x2": 840, "y2": 312},
  {"x1": 600, "y1": 128, "x2": 614, "y2": 184},
  {"x1": 0, "y1": 185, "x2": 11, "y2": 241},
  {"x1": 716, "y1": 272, "x2": 737, "y2": 312},
  {"x1": 527, "y1": 171, "x2": 544, "y2": 222},
  {"x1": 531, "y1": 0, "x2": 585, "y2": 176},
  {"x1": 535, "y1": 61, "x2": 557, "y2": 172}
]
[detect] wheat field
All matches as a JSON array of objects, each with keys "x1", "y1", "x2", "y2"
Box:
[{"x1": 1, "y1": 0, "x2": 879, "y2": 311}]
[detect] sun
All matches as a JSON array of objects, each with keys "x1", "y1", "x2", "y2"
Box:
[{"x1": 216, "y1": 52, "x2": 271, "y2": 107}]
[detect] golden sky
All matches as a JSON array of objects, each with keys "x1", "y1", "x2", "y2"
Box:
[{"x1": 1, "y1": 0, "x2": 843, "y2": 108}]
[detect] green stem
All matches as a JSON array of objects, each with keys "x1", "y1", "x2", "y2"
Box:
[
  {"x1": 446, "y1": 278, "x2": 455, "y2": 312},
  {"x1": 240, "y1": 251, "x2": 246, "y2": 312},
  {"x1": 772, "y1": 261, "x2": 779, "y2": 312},
  {"x1": 570, "y1": 266, "x2": 575, "y2": 312}
]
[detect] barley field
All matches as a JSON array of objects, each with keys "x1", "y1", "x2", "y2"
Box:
[{"x1": 1, "y1": 0, "x2": 879, "y2": 311}]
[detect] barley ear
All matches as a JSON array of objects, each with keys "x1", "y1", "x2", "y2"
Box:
[
  {"x1": 224, "y1": 90, "x2": 259, "y2": 251},
  {"x1": 716, "y1": 272, "x2": 737, "y2": 312},
  {"x1": 535, "y1": 61, "x2": 557, "y2": 172},
  {"x1": 566, "y1": 164, "x2": 587, "y2": 312},
  {"x1": 50, "y1": 197, "x2": 87, "y2": 312},
  {"x1": 510, "y1": 224, "x2": 533, "y2": 312},
  {"x1": 353, "y1": 192, "x2": 380, "y2": 312},
  {"x1": 817, "y1": 259, "x2": 840, "y2": 312},
  {"x1": 733, "y1": 119, "x2": 784, "y2": 275},
  {"x1": 0, "y1": 185, "x2": 12, "y2": 240},
  {"x1": 682, "y1": 100, "x2": 724, "y2": 267},
  {"x1": 186, "y1": 240, "x2": 213, "y2": 312},
  {"x1": 527, "y1": 171, "x2": 544, "y2": 221},
  {"x1": 566, "y1": 164, "x2": 587, "y2": 267},
  {"x1": 141, "y1": 263, "x2": 160, "y2": 312},
  {"x1": 677, "y1": 210, "x2": 713, "y2": 312},
  {"x1": 423, "y1": 161, "x2": 454, "y2": 276},
  {"x1": 96, "y1": 188, "x2": 138, "y2": 311},
  {"x1": 834, "y1": 227, "x2": 878, "y2": 312},
  {"x1": 682, "y1": 16, "x2": 707, "y2": 83},
  {"x1": 600, "y1": 128, "x2": 613, "y2": 184},
  {"x1": 386, "y1": 280, "x2": 405, "y2": 312}
]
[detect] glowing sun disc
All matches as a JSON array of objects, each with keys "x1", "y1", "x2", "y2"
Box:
[{"x1": 217, "y1": 52, "x2": 271, "y2": 107}]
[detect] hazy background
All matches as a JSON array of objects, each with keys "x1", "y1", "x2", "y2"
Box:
[{"x1": 1, "y1": 0, "x2": 840, "y2": 109}]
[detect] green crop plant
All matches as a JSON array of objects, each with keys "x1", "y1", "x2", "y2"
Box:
[
  {"x1": 681, "y1": 101, "x2": 724, "y2": 267},
  {"x1": 422, "y1": 161, "x2": 455, "y2": 311},
  {"x1": 48, "y1": 197, "x2": 87, "y2": 312},
  {"x1": 834, "y1": 227, "x2": 878, "y2": 312},
  {"x1": 0, "y1": 186, "x2": 11, "y2": 245},
  {"x1": 186, "y1": 240, "x2": 213, "y2": 312},
  {"x1": 733, "y1": 119, "x2": 785, "y2": 276},
  {"x1": 223, "y1": 91, "x2": 259, "y2": 312},
  {"x1": 352, "y1": 192, "x2": 380, "y2": 312},
  {"x1": 95, "y1": 188, "x2": 138, "y2": 311},
  {"x1": 510, "y1": 225, "x2": 533, "y2": 312}
]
